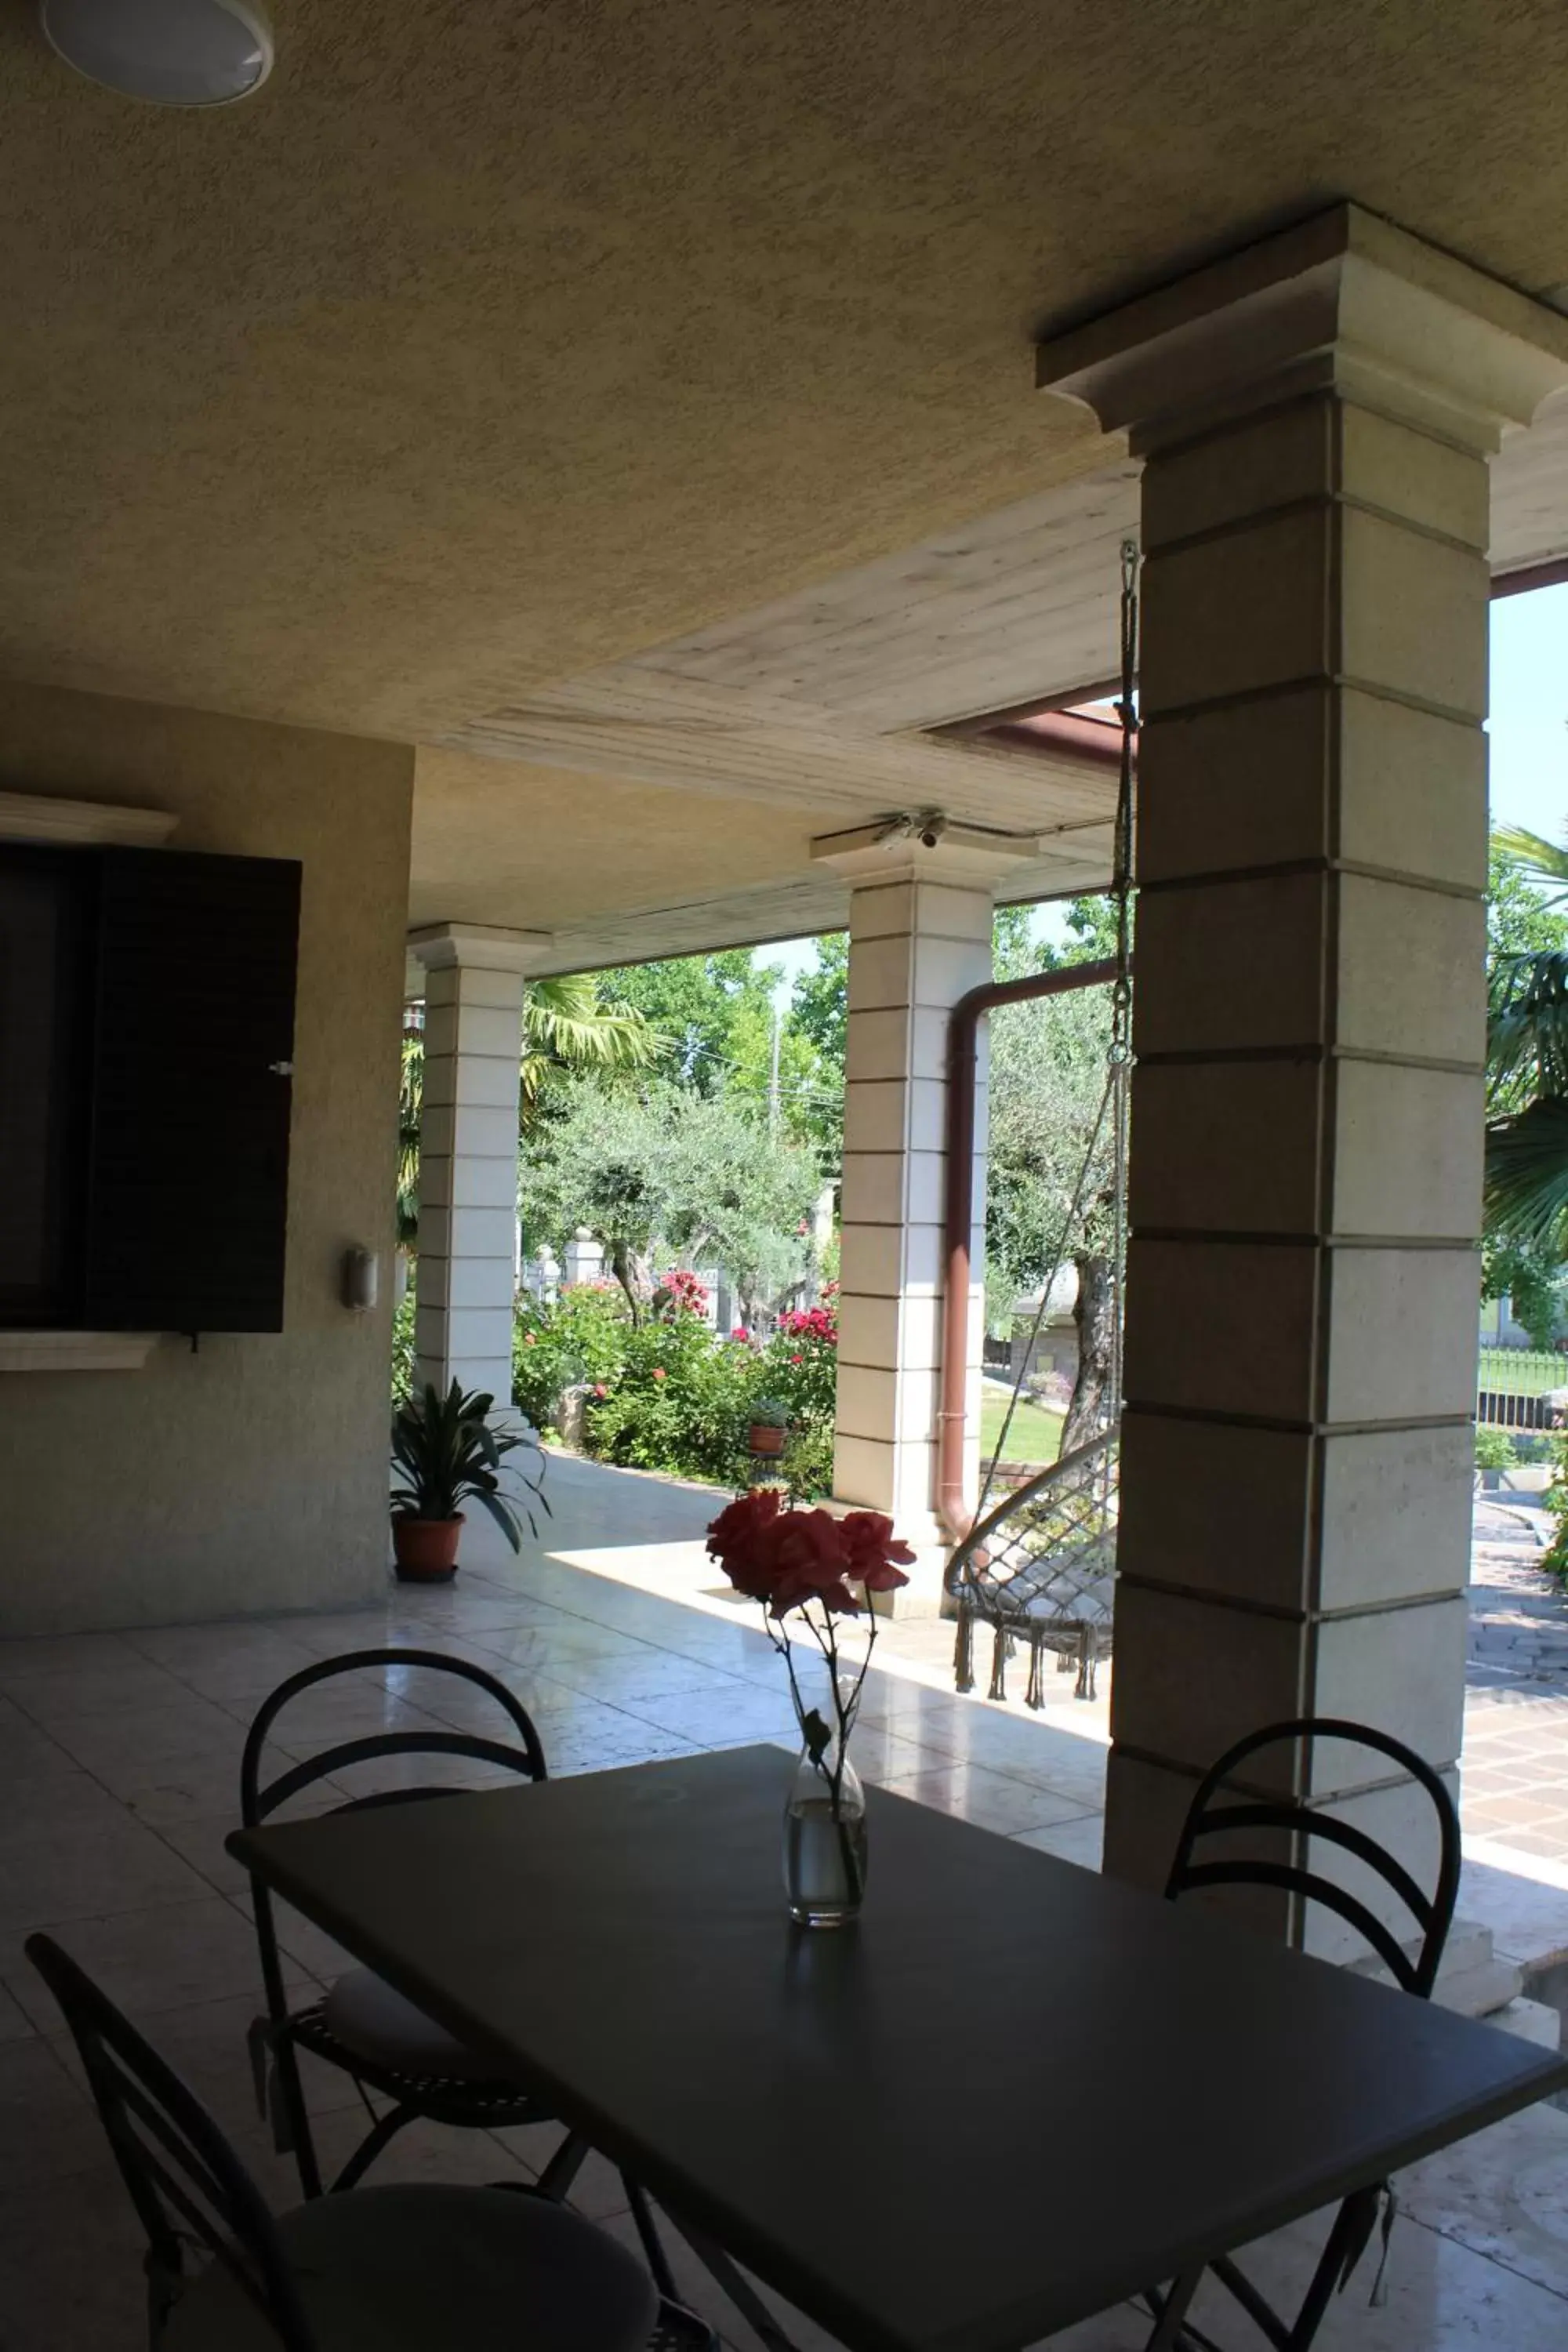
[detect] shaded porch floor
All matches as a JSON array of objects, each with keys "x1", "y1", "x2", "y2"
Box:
[{"x1": 2, "y1": 1454, "x2": 1567, "y2": 2347}]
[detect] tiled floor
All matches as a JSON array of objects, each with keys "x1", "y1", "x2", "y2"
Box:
[{"x1": 3, "y1": 1454, "x2": 1568, "y2": 2349}]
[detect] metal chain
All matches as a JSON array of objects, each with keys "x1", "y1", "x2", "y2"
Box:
[{"x1": 1105, "y1": 537, "x2": 1138, "y2": 1428}]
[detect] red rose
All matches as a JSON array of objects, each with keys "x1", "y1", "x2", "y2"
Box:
[
  {"x1": 593, "y1": 1383, "x2": 607, "y2": 1399},
  {"x1": 761, "y1": 1508, "x2": 859, "y2": 1617},
  {"x1": 839, "y1": 1511, "x2": 916, "y2": 1594},
  {"x1": 706, "y1": 1489, "x2": 785, "y2": 1599},
  {"x1": 652, "y1": 1367, "x2": 666, "y2": 1381},
  {"x1": 789, "y1": 1354, "x2": 803, "y2": 1366}
]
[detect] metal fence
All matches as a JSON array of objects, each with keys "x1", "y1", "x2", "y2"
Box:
[{"x1": 1476, "y1": 1345, "x2": 1568, "y2": 1431}]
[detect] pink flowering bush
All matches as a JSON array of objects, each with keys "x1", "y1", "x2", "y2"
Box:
[
  {"x1": 654, "y1": 1268, "x2": 710, "y2": 1319},
  {"x1": 514, "y1": 1279, "x2": 840, "y2": 1496}
]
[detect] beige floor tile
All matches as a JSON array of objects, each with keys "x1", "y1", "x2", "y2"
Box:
[
  {"x1": 9, "y1": 1896, "x2": 310, "y2": 2033},
  {"x1": 0, "y1": 1814, "x2": 214, "y2": 1943},
  {"x1": 0, "y1": 2039, "x2": 104, "y2": 2190},
  {"x1": 1011, "y1": 1813, "x2": 1107, "y2": 1871},
  {"x1": 1399, "y1": 2097, "x2": 1568, "y2": 2303},
  {"x1": 877, "y1": 1762, "x2": 1101, "y2": 1836},
  {"x1": 0, "y1": 2159, "x2": 148, "y2": 2352}
]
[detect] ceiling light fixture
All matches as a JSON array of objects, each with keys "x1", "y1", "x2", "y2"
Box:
[{"x1": 40, "y1": 0, "x2": 273, "y2": 107}]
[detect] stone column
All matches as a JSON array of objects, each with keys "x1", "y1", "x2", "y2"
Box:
[
  {"x1": 814, "y1": 825, "x2": 1037, "y2": 1582},
  {"x1": 408, "y1": 924, "x2": 549, "y2": 1406},
  {"x1": 1038, "y1": 205, "x2": 1568, "y2": 1947}
]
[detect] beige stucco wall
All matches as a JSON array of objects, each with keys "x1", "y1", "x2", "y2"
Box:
[{"x1": 0, "y1": 681, "x2": 414, "y2": 1635}]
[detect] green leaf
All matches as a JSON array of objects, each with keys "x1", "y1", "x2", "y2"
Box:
[{"x1": 799, "y1": 1706, "x2": 833, "y2": 1764}]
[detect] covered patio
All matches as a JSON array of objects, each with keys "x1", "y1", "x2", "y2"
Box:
[{"x1": 11, "y1": 6, "x2": 1568, "y2": 2345}]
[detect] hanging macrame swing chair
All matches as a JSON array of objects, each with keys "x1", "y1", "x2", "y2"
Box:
[{"x1": 945, "y1": 542, "x2": 1138, "y2": 1708}]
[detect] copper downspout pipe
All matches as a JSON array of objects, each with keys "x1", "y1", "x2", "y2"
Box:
[{"x1": 935, "y1": 956, "x2": 1123, "y2": 1544}]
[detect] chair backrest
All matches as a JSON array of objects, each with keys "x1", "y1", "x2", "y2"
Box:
[
  {"x1": 1163, "y1": 1716, "x2": 1461, "y2": 1996},
  {"x1": 241, "y1": 1647, "x2": 547, "y2": 2024},
  {"x1": 26, "y1": 1933, "x2": 317, "y2": 2350}
]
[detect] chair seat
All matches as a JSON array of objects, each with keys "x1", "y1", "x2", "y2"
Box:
[
  {"x1": 163, "y1": 2182, "x2": 659, "y2": 2352},
  {"x1": 318, "y1": 1966, "x2": 510, "y2": 2082}
]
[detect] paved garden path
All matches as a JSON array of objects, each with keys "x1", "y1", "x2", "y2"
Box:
[{"x1": 1465, "y1": 1499, "x2": 1568, "y2": 1864}]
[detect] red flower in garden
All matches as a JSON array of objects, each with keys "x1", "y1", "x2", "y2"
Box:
[
  {"x1": 652, "y1": 1367, "x2": 666, "y2": 1380},
  {"x1": 593, "y1": 1383, "x2": 607, "y2": 1398},
  {"x1": 789, "y1": 1353, "x2": 803, "y2": 1365},
  {"x1": 731, "y1": 1327, "x2": 751, "y2": 1343}
]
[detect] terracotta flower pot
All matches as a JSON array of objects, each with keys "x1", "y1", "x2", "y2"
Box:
[
  {"x1": 749, "y1": 1422, "x2": 788, "y2": 1459},
  {"x1": 392, "y1": 1514, "x2": 464, "y2": 1582}
]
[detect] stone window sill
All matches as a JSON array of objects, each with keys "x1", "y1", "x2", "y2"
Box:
[{"x1": 0, "y1": 1332, "x2": 162, "y2": 1372}]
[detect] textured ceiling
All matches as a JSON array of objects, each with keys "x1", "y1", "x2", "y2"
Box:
[{"x1": 6, "y1": 0, "x2": 1568, "y2": 750}]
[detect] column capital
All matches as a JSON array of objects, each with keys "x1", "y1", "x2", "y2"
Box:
[
  {"x1": 1036, "y1": 201, "x2": 1568, "y2": 455},
  {"x1": 809, "y1": 818, "x2": 1046, "y2": 889},
  {"x1": 408, "y1": 922, "x2": 553, "y2": 975}
]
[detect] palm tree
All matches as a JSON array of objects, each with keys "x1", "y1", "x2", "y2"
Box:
[
  {"x1": 1485, "y1": 826, "x2": 1568, "y2": 1251},
  {"x1": 397, "y1": 977, "x2": 660, "y2": 1250}
]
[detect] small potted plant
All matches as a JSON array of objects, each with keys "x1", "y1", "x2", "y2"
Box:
[
  {"x1": 390, "y1": 1381, "x2": 548, "y2": 1582},
  {"x1": 748, "y1": 1398, "x2": 790, "y2": 1460}
]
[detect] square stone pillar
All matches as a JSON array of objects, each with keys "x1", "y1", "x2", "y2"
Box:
[
  {"x1": 408, "y1": 924, "x2": 549, "y2": 1406},
  {"x1": 813, "y1": 825, "x2": 1043, "y2": 1581},
  {"x1": 1038, "y1": 205, "x2": 1568, "y2": 1947}
]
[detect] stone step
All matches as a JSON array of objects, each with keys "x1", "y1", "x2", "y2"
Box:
[
  {"x1": 1436, "y1": 1952, "x2": 1528, "y2": 2021},
  {"x1": 1487, "y1": 1995, "x2": 1563, "y2": 2052},
  {"x1": 1348, "y1": 1917, "x2": 1526, "y2": 2021}
]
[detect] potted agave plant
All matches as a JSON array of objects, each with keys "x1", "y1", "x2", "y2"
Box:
[
  {"x1": 747, "y1": 1397, "x2": 790, "y2": 1461},
  {"x1": 390, "y1": 1381, "x2": 548, "y2": 1582}
]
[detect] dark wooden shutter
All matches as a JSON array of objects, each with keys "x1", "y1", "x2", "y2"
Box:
[{"x1": 82, "y1": 848, "x2": 302, "y2": 1332}]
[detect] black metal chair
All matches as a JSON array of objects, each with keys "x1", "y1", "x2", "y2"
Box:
[
  {"x1": 1148, "y1": 1715, "x2": 1462, "y2": 2352},
  {"x1": 27, "y1": 1931, "x2": 678, "y2": 2352},
  {"x1": 241, "y1": 1647, "x2": 579, "y2": 2201}
]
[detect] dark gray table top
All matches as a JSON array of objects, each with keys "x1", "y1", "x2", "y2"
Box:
[{"x1": 230, "y1": 1744, "x2": 1566, "y2": 2352}]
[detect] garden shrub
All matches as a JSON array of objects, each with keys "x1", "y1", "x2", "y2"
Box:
[
  {"x1": 512, "y1": 1272, "x2": 841, "y2": 1497},
  {"x1": 390, "y1": 1281, "x2": 416, "y2": 1406},
  {"x1": 1543, "y1": 1433, "x2": 1568, "y2": 1588},
  {"x1": 1475, "y1": 1427, "x2": 1518, "y2": 1472},
  {"x1": 514, "y1": 1283, "x2": 630, "y2": 1430}
]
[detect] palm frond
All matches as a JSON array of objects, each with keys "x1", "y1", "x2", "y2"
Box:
[
  {"x1": 526, "y1": 976, "x2": 661, "y2": 1071},
  {"x1": 1489, "y1": 949, "x2": 1568, "y2": 1100},
  {"x1": 1493, "y1": 826, "x2": 1568, "y2": 904},
  {"x1": 1485, "y1": 1097, "x2": 1568, "y2": 1254}
]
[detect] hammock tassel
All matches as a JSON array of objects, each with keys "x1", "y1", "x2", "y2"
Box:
[
  {"x1": 987, "y1": 1624, "x2": 1009, "y2": 1704},
  {"x1": 1024, "y1": 1629, "x2": 1046, "y2": 1711},
  {"x1": 953, "y1": 1599, "x2": 975, "y2": 1694}
]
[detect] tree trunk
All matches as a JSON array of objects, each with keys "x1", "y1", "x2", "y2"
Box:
[
  {"x1": 609, "y1": 1238, "x2": 655, "y2": 1326},
  {"x1": 1061, "y1": 1251, "x2": 1115, "y2": 1454}
]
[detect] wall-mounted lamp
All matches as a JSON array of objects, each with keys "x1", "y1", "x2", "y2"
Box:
[
  {"x1": 39, "y1": 0, "x2": 274, "y2": 107},
  {"x1": 340, "y1": 1247, "x2": 379, "y2": 1313}
]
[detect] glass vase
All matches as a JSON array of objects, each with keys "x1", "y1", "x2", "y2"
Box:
[{"x1": 782, "y1": 1684, "x2": 868, "y2": 1929}]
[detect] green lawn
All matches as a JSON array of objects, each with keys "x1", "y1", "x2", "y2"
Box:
[{"x1": 979, "y1": 1380, "x2": 1065, "y2": 1467}]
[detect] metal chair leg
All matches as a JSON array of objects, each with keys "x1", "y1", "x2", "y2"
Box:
[
  {"x1": 536, "y1": 2128, "x2": 592, "y2": 2201},
  {"x1": 623, "y1": 2175, "x2": 681, "y2": 2301},
  {"x1": 662, "y1": 2210, "x2": 800, "y2": 2352},
  {"x1": 327, "y1": 2102, "x2": 416, "y2": 2191},
  {"x1": 1142, "y1": 2265, "x2": 1206, "y2": 2352}
]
